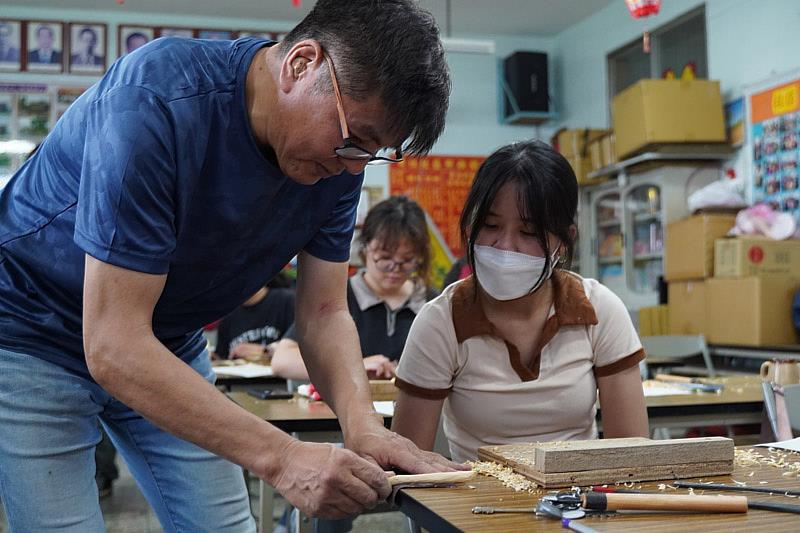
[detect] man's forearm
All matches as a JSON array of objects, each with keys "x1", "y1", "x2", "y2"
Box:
[
  {"x1": 89, "y1": 334, "x2": 295, "y2": 482},
  {"x1": 297, "y1": 310, "x2": 382, "y2": 433}
]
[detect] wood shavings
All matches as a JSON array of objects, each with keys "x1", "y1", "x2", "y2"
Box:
[
  {"x1": 468, "y1": 461, "x2": 538, "y2": 492},
  {"x1": 732, "y1": 480, "x2": 748, "y2": 486},
  {"x1": 735, "y1": 447, "x2": 800, "y2": 478},
  {"x1": 688, "y1": 487, "x2": 695, "y2": 496},
  {"x1": 759, "y1": 481, "x2": 769, "y2": 484},
  {"x1": 657, "y1": 483, "x2": 666, "y2": 491}
]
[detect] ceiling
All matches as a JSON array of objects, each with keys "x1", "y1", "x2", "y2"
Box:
[{"x1": 5, "y1": 0, "x2": 615, "y2": 37}]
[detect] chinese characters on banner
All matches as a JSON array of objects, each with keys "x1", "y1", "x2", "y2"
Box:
[
  {"x1": 749, "y1": 78, "x2": 800, "y2": 221},
  {"x1": 390, "y1": 155, "x2": 484, "y2": 285}
]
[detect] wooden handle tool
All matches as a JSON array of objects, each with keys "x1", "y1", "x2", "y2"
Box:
[
  {"x1": 582, "y1": 492, "x2": 748, "y2": 513},
  {"x1": 388, "y1": 471, "x2": 476, "y2": 486}
]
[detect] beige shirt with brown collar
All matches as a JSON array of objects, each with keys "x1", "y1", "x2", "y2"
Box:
[{"x1": 395, "y1": 270, "x2": 644, "y2": 462}]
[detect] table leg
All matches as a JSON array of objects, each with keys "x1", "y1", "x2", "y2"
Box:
[{"x1": 259, "y1": 478, "x2": 274, "y2": 533}]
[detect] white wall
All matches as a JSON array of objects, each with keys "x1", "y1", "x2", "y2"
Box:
[{"x1": 553, "y1": 0, "x2": 800, "y2": 130}]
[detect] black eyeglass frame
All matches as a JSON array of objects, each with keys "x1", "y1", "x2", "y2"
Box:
[{"x1": 323, "y1": 52, "x2": 404, "y2": 166}]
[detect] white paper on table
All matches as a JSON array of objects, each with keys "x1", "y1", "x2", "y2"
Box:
[
  {"x1": 755, "y1": 437, "x2": 800, "y2": 453},
  {"x1": 212, "y1": 364, "x2": 274, "y2": 378},
  {"x1": 373, "y1": 401, "x2": 395, "y2": 416},
  {"x1": 642, "y1": 383, "x2": 693, "y2": 397}
]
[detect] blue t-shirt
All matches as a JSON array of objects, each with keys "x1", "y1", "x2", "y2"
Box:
[{"x1": 0, "y1": 37, "x2": 363, "y2": 377}]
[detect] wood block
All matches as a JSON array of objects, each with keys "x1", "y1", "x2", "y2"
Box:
[
  {"x1": 477, "y1": 437, "x2": 734, "y2": 488},
  {"x1": 525, "y1": 460, "x2": 733, "y2": 488},
  {"x1": 369, "y1": 379, "x2": 398, "y2": 401}
]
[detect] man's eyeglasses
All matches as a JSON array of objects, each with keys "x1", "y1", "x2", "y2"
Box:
[
  {"x1": 370, "y1": 254, "x2": 419, "y2": 274},
  {"x1": 323, "y1": 52, "x2": 403, "y2": 166}
]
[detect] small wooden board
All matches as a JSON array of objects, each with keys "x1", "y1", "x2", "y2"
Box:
[
  {"x1": 477, "y1": 437, "x2": 734, "y2": 488},
  {"x1": 369, "y1": 379, "x2": 398, "y2": 401}
]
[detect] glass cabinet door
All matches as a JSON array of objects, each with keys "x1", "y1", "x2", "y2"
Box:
[
  {"x1": 625, "y1": 184, "x2": 662, "y2": 293},
  {"x1": 595, "y1": 192, "x2": 623, "y2": 289}
]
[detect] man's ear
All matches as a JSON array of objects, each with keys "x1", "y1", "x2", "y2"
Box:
[{"x1": 278, "y1": 39, "x2": 324, "y2": 93}]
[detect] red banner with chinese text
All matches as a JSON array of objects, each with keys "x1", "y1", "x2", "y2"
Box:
[{"x1": 389, "y1": 155, "x2": 484, "y2": 258}]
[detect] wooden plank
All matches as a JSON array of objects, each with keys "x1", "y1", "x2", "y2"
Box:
[
  {"x1": 526, "y1": 460, "x2": 733, "y2": 488},
  {"x1": 478, "y1": 437, "x2": 733, "y2": 474},
  {"x1": 369, "y1": 379, "x2": 398, "y2": 401}
]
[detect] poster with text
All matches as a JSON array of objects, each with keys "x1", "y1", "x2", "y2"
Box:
[
  {"x1": 749, "y1": 77, "x2": 800, "y2": 222},
  {"x1": 390, "y1": 154, "x2": 483, "y2": 267}
]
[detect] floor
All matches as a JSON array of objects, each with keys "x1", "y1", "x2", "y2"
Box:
[{"x1": 0, "y1": 458, "x2": 408, "y2": 533}]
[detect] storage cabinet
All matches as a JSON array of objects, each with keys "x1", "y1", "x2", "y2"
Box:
[{"x1": 577, "y1": 163, "x2": 721, "y2": 310}]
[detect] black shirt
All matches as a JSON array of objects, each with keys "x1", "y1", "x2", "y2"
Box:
[
  {"x1": 284, "y1": 272, "x2": 431, "y2": 362},
  {"x1": 215, "y1": 287, "x2": 295, "y2": 359}
]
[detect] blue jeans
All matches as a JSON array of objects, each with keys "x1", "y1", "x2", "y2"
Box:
[{"x1": 0, "y1": 347, "x2": 255, "y2": 532}]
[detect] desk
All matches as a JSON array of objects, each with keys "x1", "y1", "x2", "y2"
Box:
[
  {"x1": 212, "y1": 363, "x2": 283, "y2": 391},
  {"x1": 396, "y1": 447, "x2": 800, "y2": 532},
  {"x1": 639, "y1": 375, "x2": 764, "y2": 431},
  {"x1": 710, "y1": 344, "x2": 800, "y2": 361}
]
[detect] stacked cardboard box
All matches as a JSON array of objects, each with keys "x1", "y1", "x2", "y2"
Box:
[
  {"x1": 706, "y1": 236, "x2": 800, "y2": 346},
  {"x1": 639, "y1": 305, "x2": 669, "y2": 336},
  {"x1": 612, "y1": 79, "x2": 726, "y2": 160},
  {"x1": 555, "y1": 128, "x2": 610, "y2": 185},
  {"x1": 664, "y1": 214, "x2": 736, "y2": 336},
  {"x1": 587, "y1": 133, "x2": 617, "y2": 173}
]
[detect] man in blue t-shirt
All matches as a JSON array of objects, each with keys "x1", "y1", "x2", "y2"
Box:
[{"x1": 0, "y1": 1, "x2": 461, "y2": 530}]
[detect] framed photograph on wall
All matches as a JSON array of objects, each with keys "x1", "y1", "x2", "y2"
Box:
[
  {"x1": 198, "y1": 29, "x2": 234, "y2": 40},
  {"x1": 25, "y1": 21, "x2": 63, "y2": 72},
  {"x1": 158, "y1": 27, "x2": 194, "y2": 39},
  {"x1": 68, "y1": 23, "x2": 106, "y2": 74},
  {"x1": 0, "y1": 20, "x2": 22, "y2": 71},
  {"x1": 118, "y1": 25, "x2": 154, "y2": 56}
]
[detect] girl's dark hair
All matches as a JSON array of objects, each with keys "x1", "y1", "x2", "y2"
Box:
[
  {"x1": 359, "y1": 195, "x2": 431, "y2": 287},
  {"x1": 459, "y1": 140, "x2": 578, "y2": 292}
]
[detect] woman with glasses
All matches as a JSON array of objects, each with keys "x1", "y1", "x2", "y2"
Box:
[
  {"x1": 272, "y1": 195, "x2": 434, "y2": 381},
  {"x1": 391, "y1": 140, "x2": 649, "y2": 462}
]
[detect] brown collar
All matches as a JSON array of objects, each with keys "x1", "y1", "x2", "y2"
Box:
[{"x1": 451, "y1": 270, "x2": 598, "y2": 381}]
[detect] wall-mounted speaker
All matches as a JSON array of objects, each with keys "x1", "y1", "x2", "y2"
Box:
[{"x1": 501, "y1": 51, "x2": 550, "y2": 124}]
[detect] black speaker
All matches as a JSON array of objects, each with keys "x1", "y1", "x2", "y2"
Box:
[{"x1": 502, "y1": 51, "x2": 549, "y2": 119}]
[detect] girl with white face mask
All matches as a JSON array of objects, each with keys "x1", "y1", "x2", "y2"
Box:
[{"x1": 392, "y1": 140, "x2": 649, "y2": 463}]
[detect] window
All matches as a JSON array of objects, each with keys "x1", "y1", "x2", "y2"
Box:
[{"x1": 608, "y1": 6, "x2": 707, "y2": 99}]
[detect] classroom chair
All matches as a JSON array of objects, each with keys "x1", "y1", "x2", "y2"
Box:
[{"x1": 640, "y1": 335, "x2": 716, "y2": 379}]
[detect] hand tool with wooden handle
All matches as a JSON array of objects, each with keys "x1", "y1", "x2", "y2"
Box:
[
  {"x1": 581, "y1": 492, "x2": 748, "y2": 513},
  {"x1": 388, "y1": 470, "x2": 476, "y2": 486}
]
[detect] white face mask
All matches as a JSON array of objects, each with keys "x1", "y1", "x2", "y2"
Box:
[{"x1": 473, "y1": 244, "x2": 559, "y2": 301}]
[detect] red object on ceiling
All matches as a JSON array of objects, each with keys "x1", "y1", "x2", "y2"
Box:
[
  {"x1": 292, "y1": 0, "x2": 301, "y2": 7},
  {"x1": 625, "y1": 0, "x2": 661, "y2": 18}
]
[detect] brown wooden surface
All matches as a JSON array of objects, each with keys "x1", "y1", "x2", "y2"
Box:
[
  {"x1": 229, "y1": 392, "x2": 337, "y2": 422},
  {"x1": 398, "y1": 447, "x2": 800, "y2": 531},
  {"x1": 642, "y1": 375, "x2": 762, "y2": 409}
]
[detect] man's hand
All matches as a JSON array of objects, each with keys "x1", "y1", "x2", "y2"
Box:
[
  {"x1": 362, "y1": 355, "x2": 396, "y2": 379},
  {"x1": 345, "y1": 418, "x2": 469, "y2": 475},
  {"x1": 230, "y1": 342, "x2": 266, "y2": 361},
  {"x1": 271, "y1": 440, "x2": 390, "y2": 518}
]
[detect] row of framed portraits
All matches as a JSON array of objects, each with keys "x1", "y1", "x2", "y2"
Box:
[{"x1": 0, "y1": 20, "x2": 286, "y2": 75}]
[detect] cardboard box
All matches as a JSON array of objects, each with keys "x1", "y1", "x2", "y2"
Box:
[
  {"x1": 640, "y1": 304, "x2": 670, "y2": 336},
  {"x1": 588, "y1": 138, "x2": 604, "y2": 171},
  {"x1": 668, "y1": 280, "x2": 706, "y2": 335},
  {"x1": 564, "y1": 154, "x2": 604, "y2": 186},
  {"x1": 665, "y1": 214, "x2": 736, "y2": 281},
  {"x1": 612, "y1": 79, "x2": 726, "y2": 160},
  {"x1": 601, "y1": 133, "x2": 616, "y2": 166},
  {"x1": 557, "y1": 128, "x2": 610, "y2": 159},
  {"x1": 715, "y1": 236, "x2": 800, "y2": 278},
  {"x1": 706, "y1": 277, "x2": 800, "y2": 346}
]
